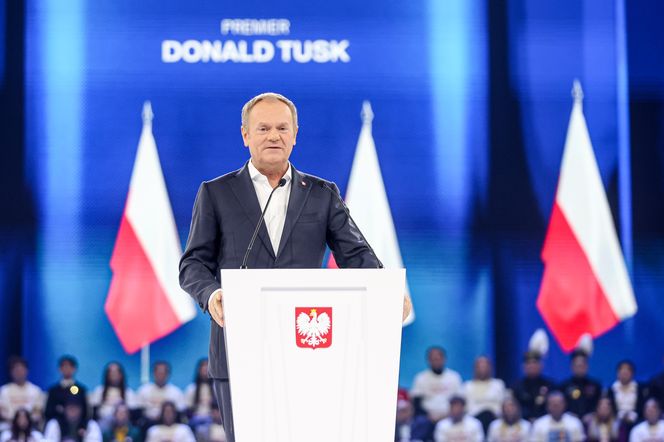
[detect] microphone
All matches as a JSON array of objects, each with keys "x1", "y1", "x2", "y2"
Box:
[
  {"x1": 241, "y1": 178, "x2": 287, "y2": 269},
  {"x1": 319, "y1": 182, "x2": 384, "y2": 269}
]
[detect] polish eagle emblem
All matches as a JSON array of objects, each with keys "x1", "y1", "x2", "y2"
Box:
[{"x1": 295, "y1": 307, "x2": 332, "y2": 349}]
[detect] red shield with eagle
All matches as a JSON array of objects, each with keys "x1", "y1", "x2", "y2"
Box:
[{"x1": 295, "y1": 307, "x2": 332, "y2": 349}]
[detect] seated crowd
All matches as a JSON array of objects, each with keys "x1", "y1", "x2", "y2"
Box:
[
  {"x1": 2, "y1": 346, "x2": 664, "y2": 442},
  {"x1": 396, "y1": 346, "x2": 664, "y2": 442},
  {"x1": 0, "y1": 356, "x2": 224, "y2": 442}
]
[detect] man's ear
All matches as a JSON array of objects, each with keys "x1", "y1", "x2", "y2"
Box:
[
  {"x1": 241, "y1": 125, "x2": 249, "y2": 147},
  {"x1": 293, "y1": 126, "x2": 298, "y2": 146}
]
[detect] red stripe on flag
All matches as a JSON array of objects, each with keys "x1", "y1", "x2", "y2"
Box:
[
  {"x1": 105, "y1": 214, "x2": 182, "y2": 354},
  {"x1": 536, "y1": 203, "x2": 619, "y2": 351}
]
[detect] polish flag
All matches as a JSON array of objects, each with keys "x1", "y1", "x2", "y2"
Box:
[
  {"x1": 536, "y1": 82, "x2": 637, "y2": 351},
  {"x1": 105, "y1": 102, "x2": 196, "y2": 354},
  {"x1": 328, "y1": 101, "x2": 414, "y2": 324}
]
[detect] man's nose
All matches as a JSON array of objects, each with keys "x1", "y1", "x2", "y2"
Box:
[{"x1": 267, "y1": 128, "x2": 280, "y2": 140}]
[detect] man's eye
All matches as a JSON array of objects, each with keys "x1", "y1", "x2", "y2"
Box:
[{"x1": 257, "y1": 127, "x2": 267, "y2": 133}]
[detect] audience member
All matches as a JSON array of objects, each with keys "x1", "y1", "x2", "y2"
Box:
[
  {"x1": 136, "y1": 362, "x2": 185, "y2": 423},
  {"x1": 531, "y1": 391, "x2": 585, "y2": 442},
  {"x1": 144, "y1": 401, "x2": 194, "y2": 442},
  {"x1": 511, "y1": 351, "x2": 554, "y2": 421},
  {"x1": 101, "y1": 403, "x2": 141, "y2": 442},
  {"x1": 43, "y1": 397, "x2": 102, "y2": 442},
  {"x1": 411, "y1": 347, "x2": 462, "y2": 420},
  {"x1": 0, "y1": 358, "x2": 45, "y2": 426},
  {"x1": 185, "y1": 359, "x2": 213, "y2": 429},
  {"x1": 607, "y1": 360, "x2": 646, "y2": 435},
  {"x1": 0, "y1": 408, "x2": 44, "y2": 442},
  {"x1": 194, "y1": 404, "x2": 226, "y2": 442},
  {"x1": 433, "y1": 395, "x2": 483, "y2": 442},
  {"x1": 395, "y1": 399, "x2": 435, "y2": 442},
  {"x1": 463, "y1": 356, "x2": 505, "y2": 433},
  {"x1": 648, "y1": 358, "x2": 664, "y2": 409},
  {"x1": 486, "y1": 397, "x2": 531, "y2": 442},
  {"x1": 584, "y1": 396, "x2": 619, "y2": 442},
  {"x1": 44, "y1": 355, "x2": 88, "y2": 423},
  {"x1": 559, "y1": 350, "x2": 602, "y2": 419},
  {"x1": 629, "y1": 398, "x2": 664, "y2": 442},
  {"x1": 89, "y1": 363, "x2": 137, "y2": 429}
]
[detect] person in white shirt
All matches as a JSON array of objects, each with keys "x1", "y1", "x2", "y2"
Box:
[
  {"x1": 463, "y1": 356, "x2": 506, "y2": 432},
  {"x1": 0, "y1": 408, "x2": 44, "y2": 442},
  {"x1": 0, "y1": 358, "x2": 45, "y2": 426},
  {"x1": 487, "y1": 397, "x2": 531, "y2": 442},
  {"x1": 629, "y1": 399, "x2": 664, "y2": 442},
  {"x1": 608, "y1": 360, "x2": 645, "y2": 430},
  {"x1": 137, "y1": 361, "x2": 185, "y2": 422},
  {"x1": 411, "y1": 347, "x2": 463, "y2": 421},
  {"x1": 88, "y1": 362, "x2": 137, "y2": 430},
  {"x1": 185, "y1": 359, "x2": 214, "y2": 429},
  {"x1": 531, "y1": 391, "x2": 585, "y2": 442},
  {"x1": 434, "y1": 395, "x2": 484, "y2": 442},
  {"x1": 43, "y1": 399, "x2": 102, "y2": 442},
  {"x1": 145, "y1": 401, "x2": 195, "y2": 442}
]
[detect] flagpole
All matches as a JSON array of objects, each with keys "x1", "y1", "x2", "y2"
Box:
[{"x1": 141, "y1": 344, "x2": 150, "y2": 384}]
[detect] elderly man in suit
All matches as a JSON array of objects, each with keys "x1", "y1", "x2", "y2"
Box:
[{"x1": 179, "y1": 92, "x2": 411, "y2": 442}]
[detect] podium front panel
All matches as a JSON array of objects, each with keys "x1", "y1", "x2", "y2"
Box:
[{"x1": 221, "y1": 268, "x2": 405, "y2": 442}]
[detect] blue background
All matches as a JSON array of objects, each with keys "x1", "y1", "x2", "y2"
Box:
[{"x1": 0, "y1": 0, "x2": 663, "y2": 392}]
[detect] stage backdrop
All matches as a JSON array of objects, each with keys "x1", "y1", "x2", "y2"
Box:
[{"x1": 21, "y1": 0, "x2": 664, "y2": 392}]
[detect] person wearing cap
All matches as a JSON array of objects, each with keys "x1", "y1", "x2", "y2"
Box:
[
  {"x1": 558, "y1": 349, "x2": 602, "y2": 419},
  {"x1": 433, "y1": 395, "x2": 483, "y2": 442},
  {"x1": 530, "y1": 391, "x2": 585, "y2": 442},
  {"x1": 410, "y1": 347, "x2": 463, "y2": 420},
  {"x1": 629, "y1": 398, "x2": 664, "y2": 442},
  {"x1": 510, "y1": 351, "x2": 554, "y2": 421},
  {"x1": 487, "y1": 397, "x2": 531, "y2": 442},
  {"x1": 44, "y1": 355, "x2": 88, "y2": 423}
]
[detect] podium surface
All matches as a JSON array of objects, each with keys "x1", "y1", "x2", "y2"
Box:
[{"x1": 222, "y1": 268, "x2": 405, "y2": 442}]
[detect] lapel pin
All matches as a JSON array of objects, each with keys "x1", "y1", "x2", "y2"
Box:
[{"x1": 301, "y1": 180, "x2": 307, "y2": 187}]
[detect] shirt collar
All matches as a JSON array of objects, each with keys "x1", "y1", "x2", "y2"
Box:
[{"x1": 248, "y1": 160, "x2": 292, "y2": 184}]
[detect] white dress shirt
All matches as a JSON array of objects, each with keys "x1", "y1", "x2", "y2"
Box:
[
  {"x1": 247, "y1": 160, "x2": 292, "y2": 254},
  {"x1": 208, "y1": 161, "x2": 292, "y2": 305}
]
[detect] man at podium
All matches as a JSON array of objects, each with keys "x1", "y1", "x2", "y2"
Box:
[{"x1": 179, "y1": 92, "x2": 395, "y2": 442}]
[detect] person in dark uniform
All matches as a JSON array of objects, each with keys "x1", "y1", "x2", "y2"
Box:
[
  {"x1": 44, "y1": 355, "x2": 88, "y2": 423},
  {"x1": 511, "y1": 351, "x2": 554, "y2": 421},
  {"x1": 558, "y1": 349, "x2": 602, "y2": 419}
]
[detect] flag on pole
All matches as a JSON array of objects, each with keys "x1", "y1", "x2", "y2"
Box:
[
  {"x1": 105, "y1": 102, "x2": 196, "y2": 354},
  {"x1": 536, "y1": 81, "x2": 637, "y2": 351},
  {"x1": 328, "y1": 101, "x2": 414, "y2": 324}
]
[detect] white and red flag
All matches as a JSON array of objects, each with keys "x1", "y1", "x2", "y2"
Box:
[
  {"x1": 536, "y1": 82, "x2": 637, "y2": 351},
  {"x1": 327, "y1": 101, "x2": 414, "y2": 324},
  {"x1": 105, "y1": 102, "x2": 196, "y2": 354}
]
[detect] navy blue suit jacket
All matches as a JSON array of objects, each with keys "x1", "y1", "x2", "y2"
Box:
[{"x1": 179, "y1": 162, "x2": 380, "y2": 379}]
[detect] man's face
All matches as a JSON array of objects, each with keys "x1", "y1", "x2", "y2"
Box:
[
  {"x1": 449, "y1": 401, "x2": 465, "y2": 421},
  {"x1": 428, "y1": 350, "x2": 445, "y2": 372},
  {"x1": 241, "y1": 99, "x2": 297, "y2": 174},
  {"x1": 503, "y1": 400, "x2": 519, "y2": 422},
  {"x1": 547, "y1": 395, "x2": 566, "y2": 421},
  {"x1": 617, "y1": 364, "x2": 633, "y2": 384},
  {"x1": 474, "y1": 357, "x2": 491, "y2": 380},
  {"x1": 60, "y1": 361, "x2": 76, "y2": 379},
  {"x1": 154, "y1": 364, "x2": 169, "y2": 386},
  {"x1": 524, "y1": 359, "x2": 542, "y2": 378},
  {"x1": 571, "y1": 356, "x2": 588, "y2": 377},
  {"x1": 10, "y1": 363, "x2": 27, "y2": 384}
]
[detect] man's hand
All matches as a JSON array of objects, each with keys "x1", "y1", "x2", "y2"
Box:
[
  {"x1": 403, "y1": 293, "x2": 412, "y2": 323},
  {"x1": 208, "y1": 289, "x2": 225, "y2": 327}
]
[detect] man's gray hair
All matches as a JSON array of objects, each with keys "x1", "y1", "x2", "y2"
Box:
[{"x1": 241, "y1": 92, "x2": 298, "y2": 129}]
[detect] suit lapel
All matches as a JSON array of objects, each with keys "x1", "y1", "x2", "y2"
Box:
[
  {"x1": 277, "y1": 166, "x2": 312, "y2": 258},
  {"x1": 229, "y1": 163, "x2": 276, "y2": 259}
]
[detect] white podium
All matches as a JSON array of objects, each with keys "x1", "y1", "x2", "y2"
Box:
[{"x1": 221, "y1": 268, "x2": 405, "y2": 442}]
